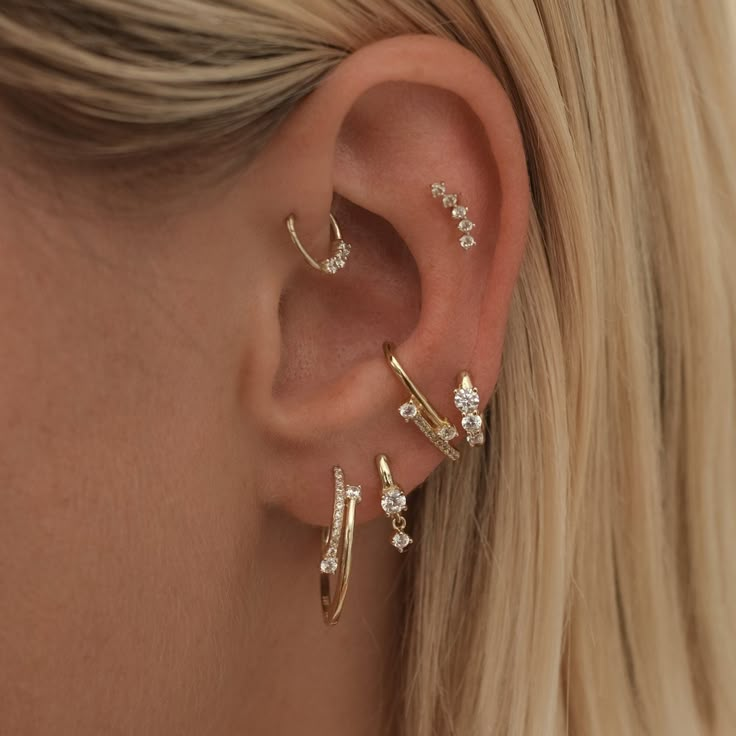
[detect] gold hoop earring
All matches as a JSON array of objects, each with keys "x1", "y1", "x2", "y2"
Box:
[
  {"x1": 454, "y1": 371, "x2": 485, "y2": 446},
  {"x1": 286, "y1": 212, "x2": 352, "y2": 275},
  {"x1": 320, "y1": 466, "x2": 362, "y2": 625},
  {"x1": 383, "y1": 342, "x2": 460, "y2": 462},
  {"x1": 376, "y1": 454, "x2": 413, "y2": 552}
]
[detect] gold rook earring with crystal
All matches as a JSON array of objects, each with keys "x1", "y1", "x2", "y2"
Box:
[
  {"x1": 375, "y1": 454, "x2": 412, "y2": 552},
  {"x1": 454, "y1": 371, "x2": 485, "y2": 446},
  {"x1": 383, "y1": 342, "x2": 460, "y2": 462},
  {"x1": 319, "y1": 466, "x2": 362, "y2": 625},
  {"x1": 286, "y1": 211, "x2": 352, "y2": 274},
  {"x1": 429, "y1": 181, "x2": 477, "y2": 250}
]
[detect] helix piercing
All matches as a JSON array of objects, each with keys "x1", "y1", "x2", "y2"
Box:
[
  {"x1": 454, "y1": 372, "x2": 485, "y2": 446},
  {"x1": 320, "y1": 466, "x2": 362, "y2": 625},
  {"x1": 430, "y1": 181, "x2": 477, "y2": 249},
  {"x1": 376, "y1": 454, "x2": 413, "y2": 552},
  {"x1": 286, "y1": 211, "x2": 352, "y2": 274},
  {"x1": 383, "y1": 342, "x2": 460, "y2": 462}
]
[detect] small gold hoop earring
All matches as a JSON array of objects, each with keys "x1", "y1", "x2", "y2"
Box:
[
  {"x1": 320, "y1": 466, "x2": 362, "y2": 625},
  {"x1": 454, "y1": 371, "x2": 485, "y2": 446},
  {"x1": 286, "y1": 212, "x2": 352, "y2": 275},
  {"x1": 383, "y1": 342, "x2": 460, "y2": 462},
  {"x1": 376, "y1": 454, "x2": 413, "y2": 552}
]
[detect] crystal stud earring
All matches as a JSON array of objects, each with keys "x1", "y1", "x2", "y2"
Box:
[
  {"x1": 454, "y1": 372, "x2": 485, "y2": 446},
  {"x1": 430, "y1": 181, "x2": 477, "y2": 250}
]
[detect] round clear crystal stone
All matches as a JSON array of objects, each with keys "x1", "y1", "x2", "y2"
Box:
[
  {"x1": 392, "y1": 532, "x2": 412, "y2": 551},
  {"x1": 468, "y1": 432, "x2": 485, "y2": 447},
  {"x1": 320, "y1": 557, "x2": 338, "y2": 575},
  {"x1": 442, "y1": 194, "x2": 458, "y2": 208},
  {"x1": 454, "y1": 387, "x2": 480, "y2": 413},
  {"x1": 460, "y1": 235, "x2": 476, "y2": 249},
  {"x1": 462, "y1": 414, "x2": 482, "y2": 432},
  {"x1": 346, "y1": 485, "x2": 362, "y2": 501},
  {"x1": 430, "y1": 182, "x2": 446, "y2": 198},
  {"x1": 438, "y1": 424, "x2": 458, "y2": 441},
  {"x1": 381, "y1": 489, "x2": 407, "y2": 516},
  {"x1": 399, "y1": 402, "x2": 418, "y2": 420},
  {"x1": 451, "y1": 205, "x2": 467, "y2": 219},
  {"x1": 458, "y1": 218, "x2": 475, "y2": 233}
]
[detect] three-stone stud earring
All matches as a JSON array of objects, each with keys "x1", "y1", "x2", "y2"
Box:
[
  {"x1": 383, "y1": 342, "x2": 460, "y2": 462},
  {"x1": 430, "y1": 181, "x2": 477, "y2": 250},
  {"x1": 319, "y1": 466, "x2": 362, "y2": 626},
  {"x1": 454, "y1": 372, "x2": 485, "y2": 446},
  {"x1": 286, "y1": 211, "x2": 352, "y2": 274},
  {"x1": 375, "y1": 454, "x2": 413, "y2": 553}
]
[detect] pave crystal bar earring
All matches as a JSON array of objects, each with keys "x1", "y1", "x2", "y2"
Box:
[
  {"x1": 454, "y1": 371, "x2": 485, "y2": 446},
  {"x1": 375, "y1": 454, "x2": 413, "y2": 552},
  {"x1": 430, "y1": 181, "x2": 477, "y2": 250},
  {"x1": 320, "y1": 466, "x2": 362, "y2": 625},
  {"x1": 383, "y1": 342, "x2": 460, "y2": 462},
  {"x1": 286, "y1": 212, "x2": 352, "y2": 274}
]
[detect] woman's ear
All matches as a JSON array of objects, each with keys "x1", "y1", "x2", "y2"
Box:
[{"x1": 239, "y1": 35, "x2": 529, "y2": 525}]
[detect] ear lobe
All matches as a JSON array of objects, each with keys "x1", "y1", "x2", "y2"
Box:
[{"x1": 244, "y1": 35, "x2": 529, "y2": 526}]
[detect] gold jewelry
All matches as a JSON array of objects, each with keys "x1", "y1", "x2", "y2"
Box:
[
  {"x1": 430, "y1": 181, "x2": 477, "y2": 250},
  {"x1": 320, "y1": 466, "x2": 362, "y2": 625},
  {"x1": 286, "y1": 212, "x2": 352, "y2": 274},
  {"x1": 375, "y1": 454, "x2": 412, "y2": 552},
  {"x1": 383, "y1": 342, "x2": 460, "y2": 462},
  {"x1": 454, "y1": 371, "x2": 485, "y2": 446}
]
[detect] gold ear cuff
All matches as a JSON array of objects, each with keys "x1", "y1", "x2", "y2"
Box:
[
  {"x1": 319, "y1": 466, "x2": 362, "y2": 625},
  {"x1": 383, "y1": 342, "x2": 460, "y2": 462},
  {"x1": 286, "y1": 212, "x2": 352, "y2": 275}
]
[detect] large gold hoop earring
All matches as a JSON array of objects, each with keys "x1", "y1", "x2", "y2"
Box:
[
  {"x1": 320, "y1": 466, "x2": 362, "y2": 625},
  {"x1": 286, "y1": 212, "x2": 352, "y2": 275}
]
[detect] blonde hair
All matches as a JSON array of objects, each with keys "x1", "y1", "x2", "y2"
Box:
[{"x1": 1, "y1": 1, "x2": 734, "y2": 734}]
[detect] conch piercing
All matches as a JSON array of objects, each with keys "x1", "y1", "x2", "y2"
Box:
[
  {"x1": 286, "y1": 211, "x2": 352, "y2": 274},
  {"x1": 430, "y1": 181, "x2": 477, "y2": 249},
  {"x1": 320, "y1": 466, "x2": 362, "y2": 625},
  {"x1": 384, "y1": 342, "x2": 460, "y2": 462},
  {"x1": 376, "y1": 454, "x2": 413, "y2": 552},
  {"x1": 454, "y1": 372, "x2": 485, "y2": 446}
]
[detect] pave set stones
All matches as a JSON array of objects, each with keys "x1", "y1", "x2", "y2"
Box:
[
  {"x1": 430, "y1": 182, "x2": 477, "y2": 249},
  {"x1": 320, "y1": 239, "x2": 352, "y2": 274},
  {"x1": 320, "y1": 467, "x2": 362, "y2": 575}
]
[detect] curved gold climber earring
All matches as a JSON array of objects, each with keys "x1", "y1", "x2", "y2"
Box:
[
  {"x1": 286, "y1": 212, "x2": 352, "y2": 275},
  {"x1": 319, "y1": 466, "x2": 362, "y2": 625}
]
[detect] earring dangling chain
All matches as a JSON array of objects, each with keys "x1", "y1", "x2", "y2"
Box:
[
  {"x1": 376, "y1": 454, "x2": 412, "y2": 552},
  {"x1": 320, "y1": 466, "x2": 362, "y2": 625}
]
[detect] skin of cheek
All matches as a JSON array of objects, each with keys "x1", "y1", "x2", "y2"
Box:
[{"x1": 0, "y1": 208, "x2": 262, "y2": 734}]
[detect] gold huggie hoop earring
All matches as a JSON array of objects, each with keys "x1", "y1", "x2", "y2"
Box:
[
  {"x1": 383, "y1": 342, "x2": 460, "y2": 462},
  {"x1": 454, "y1": 371, "x2": 485, "y2": 446},
  {"x1": 430, "y1": 181, "x2": 477, "y2": 250},
  {"x1": 286, "y1": 212, "x2": 352, "y2": 275},
  {"x1": 320, "y1": 466, "x2": 362, "y2": 625},
  {"x1": 376, "y1": 454, "x2": 413, "y2": 552}
]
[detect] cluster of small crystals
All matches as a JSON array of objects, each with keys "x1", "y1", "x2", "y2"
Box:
[
  {"x1": 454, "y1": 385, "x2": 485, "y2": 446},
  {"x1": 320, "y1": 239, "x2": 352, "y2": 274},
  {"x1": 430, "y1": 182, "x2": 476, "y2": 249},
  {"x1": 380, "y1": 486, "x2": 412, "y2": 551},
  {"x1": 320, "y1": 468, "x2": 362, "y2": 575},
  {"x1": 398, "y1": 400, "x2": 461, "y2": 461}
]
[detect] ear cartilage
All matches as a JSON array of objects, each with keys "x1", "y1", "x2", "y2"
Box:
[
  {"x1": 430, "y1": 182, "x2": 477, "y2": 250},
  {"x1": 454, "y1": 372, "x2": 485, "y2": 446}
]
